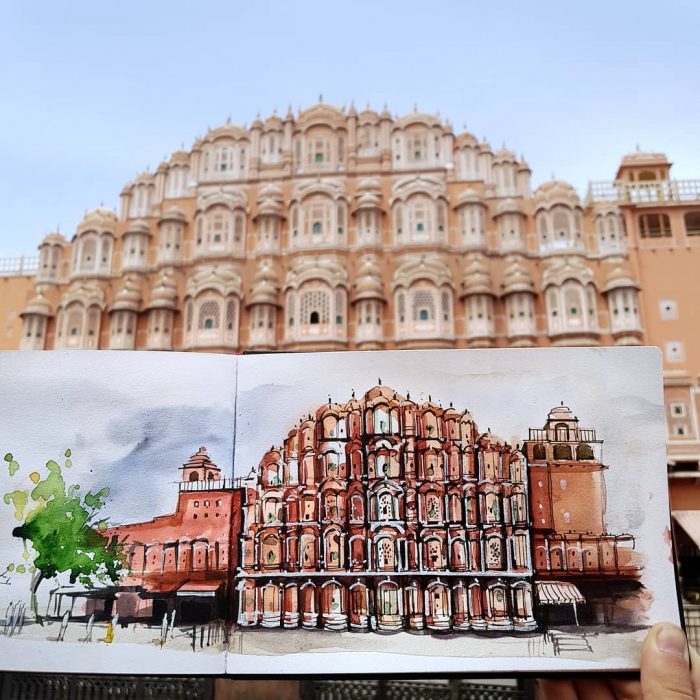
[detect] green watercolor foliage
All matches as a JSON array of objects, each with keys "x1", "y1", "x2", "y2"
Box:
[{"x1": 2, "y1": 451, "x2": 124, "y2": 595}]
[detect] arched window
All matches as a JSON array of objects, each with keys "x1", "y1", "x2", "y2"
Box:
[
  {"x1": 576, "y1": 443, "x2": 594, "y2": 460},
  {"x1": 505, "y1": 293, "x2": 535, "y2": 338},
  {"x1": 486, "y1": 536, "x2": 503, "y2": 569},
  {"x1": 377, "y1": 492, "x2": 397, "y2": 520},
  {"x1": 407, "y1": 196, "x2": 435, "y2": 242},
  {"x1": 458, "y1": 205, "x2": 485, "y2": 248},
  {"x1": 608, "y1": 288, "x2": 640, "y2": 333},
  {"x1": 553, "y1": 444, "x2": 572, "y2": 460},
  {"x1": 425, "y1": 493, "x2": 442, "y2": 523},
  {"x1": 484, "y1": 492, "x2": 501, "y2": 524},
  {"x1": 499, "y1": 214, "x2": 524, "y2": 252},
  {"x1": 376, "y1": 538, "x2": 396, "y2": 571},
  {"x1": 533, "y1": 443, "x2": 546, "y2": 460},
  {"x1": 465, "y1": 294, "x2": 494, "y2": 339},
  {"x1": 552, "y1": 207, "x2": 572, "y2": 248},
  {"x1": 425, "y1": 539, "x2": 444, "y2": 569}
]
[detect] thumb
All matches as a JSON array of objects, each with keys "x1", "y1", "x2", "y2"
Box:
[{"x1": 641, "y1": 622, "x2": 694, "y2": 699}]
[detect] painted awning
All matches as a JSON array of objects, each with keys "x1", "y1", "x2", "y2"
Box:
[
  {"x1": 175, "y1": 581, "x2": 222, "y2": 597},
  {"x1": 673, "y1": 511, "x2": 700, "y2": 550},
  {"x1": 536, "y1": 581, "x2": 585, "y2": 605}
]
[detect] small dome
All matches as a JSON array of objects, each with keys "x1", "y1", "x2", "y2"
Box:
[
  {"x1": 534, "y1": 180, "x2": 581, "y2": 210},
  {"x1": 39, "y1": 232, "x2": 66, "y2": 248},
  {"x1": 169, "y1": 150, "x2": 190, "y2": 166},
  {"x1": 352, "y1": 255, "x2": 384, "y2": 302},
  {"x1": 159, "y1": 205, "x2": 187, "y2": 224},
  {"x1": 454, "y1": 188, "x2": 484, "y2": 208},
  {"x1": 111, "y1": 277, "x2": 142, "y2": 312},
  {"x1": 247, "y1": 260, "x2": 279, "y2": 307},
  {"x1": 494, "y1": 198, "x2": 525, "y2": 217},
  {"x1": 461, "y1": 257, "x2": 493, "y2": 296},
  {"x1": 358, "y1": 108, "x2": 379, "y2": 123},
  {"x1": 147, "y1": 269, "x2": 178, "y2": 310},
  {"x1": 20, "y1": 290, "x2": 52, "y2": 318},
  {"x1": 479, "y1": 431, "x2": 506, "y2": 447},
  {"x1": 364, "y1": 385, "x2": 404, "y2": 402},
  {"x1": 501, "y1": 257, "x2": 535, "y2": 296},
  {"x1": 77, "y1": 207, "x2": 118, "y2": 235},
  {"x1": 602, "y1": 266, "x2": 640, "y2": 294},
  {"x1": 547, "y1": 404, "x2": 575, "y2": 421},
  {"x1": 251, "y1": 113, "x2": 263, "y2": 129},
  {"x1": 264, "y1": 112, "x2": 283, "y2": 129},
  {"x1": 124, "y1": 219, "x2": 151, "y2": 235},
  {"x1": 493, "y1": 148, "x2": 517, "y2": 164},
  {"x1": 455, "y1": 132, "x2": 478, "y2": 147}
]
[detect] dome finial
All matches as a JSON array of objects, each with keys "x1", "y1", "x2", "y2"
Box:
[
  {"x1": 319, "y1": 92, "x2": 323, "y2": 103},
  {"x1": 561, "y1": 400, "x2": 564, "y2": 406},
  {"x1": 378, "y1": 377, "x2": 382, "y2": 386}
]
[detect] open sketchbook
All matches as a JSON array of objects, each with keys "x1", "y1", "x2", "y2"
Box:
[{"x1": 0, "y1": 347, "x2": 680, "y2": 675}]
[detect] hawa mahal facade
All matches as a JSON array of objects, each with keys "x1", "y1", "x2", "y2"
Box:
[{"x1": 237, "y1": 384, "x2": 536, "y2": 633}]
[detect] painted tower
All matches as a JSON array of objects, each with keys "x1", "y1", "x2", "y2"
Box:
[{"x1": 524, "y1": 405, "x2": 642, "y2": 624}]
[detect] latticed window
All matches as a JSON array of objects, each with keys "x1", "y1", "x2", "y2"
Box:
[
  {"x1": 441, "y1": 291, "x2": 450, "y2": 322},
  {"x1": 198, "y1": 301, "x2": 220, "y2": 329},
  {"x1": 413, "y1": 290, "x2": 435, "y2": 321},
  {"x1": 234, "y1": 212, "x2": 245, "y2": 244},
  {"x1": 397, "y1": 293, "x2": 406, "y2": 323},
  {"x1": 335, "y1": 289, "x2": 345, "y2": 325},
  {"x1": 226, "y1": 300, "x2": 236, "y2": 330},
  {"x1": 300, "y1": 290, "x2": 330, "y2": 324}
]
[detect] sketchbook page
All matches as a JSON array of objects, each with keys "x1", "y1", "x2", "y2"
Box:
[
  {"x1": 0, "y1": 350, "x2": 237, "y2": 675},
  {"x1": 228, "y1": 346, "x2": 677, "y2": 675}
]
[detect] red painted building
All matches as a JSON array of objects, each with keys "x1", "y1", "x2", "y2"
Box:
[{"x1": 104, "y1": 448, "x2": 242, "y2": 622}]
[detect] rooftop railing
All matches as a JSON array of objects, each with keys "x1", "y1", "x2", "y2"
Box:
[
  {"x1": 587, "y1": 179, "x2": 700, "y2": 206},
  {"x1": 0, "y1": 256, "x2": 38, "y2": 276},
  {"x1": 178, "y1": 477, "x2": 243, "y2": 492}
]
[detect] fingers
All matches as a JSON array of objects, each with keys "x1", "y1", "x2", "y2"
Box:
[
  {"x1": 538, "y1": 678, "x2": 638, "y2": 700},
  {"x1": 538, "y1": 679, "x2": 579, "y2": 700},
  {"x1": 689, "y1": 643, "x2": 700, "y2": 699},
  {"x1": 641, "y1": 622, "x2": 695, "y2": 700}
]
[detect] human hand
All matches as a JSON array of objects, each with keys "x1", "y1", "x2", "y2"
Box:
[{"x1": 537, "y1": 622, "x2": 700, "y2": 699}]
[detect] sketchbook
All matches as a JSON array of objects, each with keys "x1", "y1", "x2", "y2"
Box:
[{"x1": 0, "y1": 346, "x2": 680, "y2": 675}]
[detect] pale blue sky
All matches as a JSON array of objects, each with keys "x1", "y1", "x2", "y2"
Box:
[{"x1": 0, "y1": 0, "x2": 698, "y2": 256}]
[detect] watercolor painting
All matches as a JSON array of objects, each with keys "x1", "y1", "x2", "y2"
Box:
[{"x1": 0, "y1": 347, "x2": 681, "y2": 675}]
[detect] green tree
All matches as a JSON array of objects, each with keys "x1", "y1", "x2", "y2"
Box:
[{"x1": 2, "y1": 449, "x2": 124, "y2": 623}]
